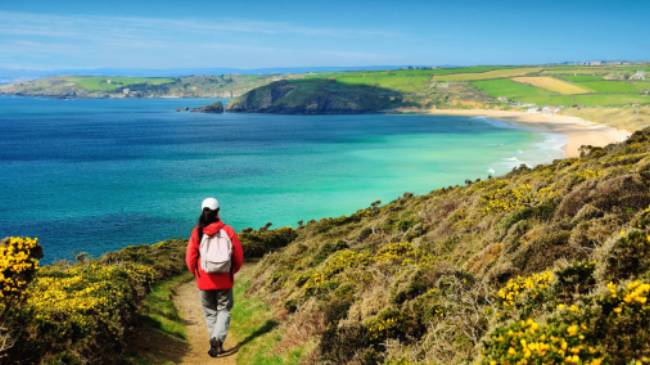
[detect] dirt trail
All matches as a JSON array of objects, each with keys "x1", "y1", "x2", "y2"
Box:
[{"x1": 173, "y1": 281, "x2": 237, "y2": 365}]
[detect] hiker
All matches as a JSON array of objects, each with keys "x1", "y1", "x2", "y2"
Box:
[{"x1": 185, "y1": 197, "x2": 244, "y2": 357}]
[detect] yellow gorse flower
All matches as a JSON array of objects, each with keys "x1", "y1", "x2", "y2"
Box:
[
  {"x1": 0, "y1": 236, "x2": 41, "y2": 303},
  {"x1": 497, "y1": 270, "x2": 555, "y2": 308}
]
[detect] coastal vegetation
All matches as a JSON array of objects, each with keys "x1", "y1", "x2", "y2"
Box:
[
  {"x1": 0, "y1": 225, "x2": 297, "y2": 364},
  {"x1": 240, "y1": 127, "x2": 650, "y2": 363}
]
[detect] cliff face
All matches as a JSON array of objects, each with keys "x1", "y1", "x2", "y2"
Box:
[
  {"x1": 248, "y1": 128, "x2": 650, "y2": 364},
  {"x1": 226, "y1": 79, "x2": 403, "y2": 114}
]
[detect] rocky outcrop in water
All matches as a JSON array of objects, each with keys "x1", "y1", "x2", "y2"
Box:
[{"x1": 177, "y1": 101, "x2": 225, "y2": 113}]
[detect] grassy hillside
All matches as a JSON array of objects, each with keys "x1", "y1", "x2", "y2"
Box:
[
  {"x1": 70, "y1": 76, "x2": 175, "y2": 92},
  {"x1": 243, "y1": 128, "x2": 650, "y2": 364},
  {"x1": 227, "y1": 79, "x2": 403, "y2": 114},
  {"x1": 0, "y1": 74, "x2": 279, "y2": 98},
  {"x1": 308, "y1": 64, "x2": 649, "y2": 109},
  {"x1": 311, "y1": 64, "x2": 649, "y2": 129}
]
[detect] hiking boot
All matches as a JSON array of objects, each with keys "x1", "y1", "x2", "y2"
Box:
[{"x1": 208, "y1": 338, "x2": 222, "y2": 357}]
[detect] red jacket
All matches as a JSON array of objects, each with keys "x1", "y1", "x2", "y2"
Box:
[{"x1": 185, "y1": 221, "x2": 244, "y2": 290}]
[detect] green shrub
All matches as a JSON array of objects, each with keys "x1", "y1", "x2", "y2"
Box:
[
  {"x1": 484, "y1": 279, "x2": 650, "y2": 365},
  {"x1": 319, "y1": 324, "x2": 371, "y2": 364},
  {"x1": 239, "y1": 226, "x2": 298, "y2": 258},
  {"x1": 604, "y1": 229, "x2": 650, "y2": 280},
  {"x1": 3, "y1": 238, "x2": 185, "y2": 364},
  {"x1": 555, "y1": 261, "x2": 597, "y2": 300},
  {"x1": 496, "y1": 270, "x2": 555, "y2": 319},
  {"x1": 0, "y1": 237, "x2": 43, "y2": 360},
  {"x1": 312, "y1": 241, "x2": 349, "y2": 265}
]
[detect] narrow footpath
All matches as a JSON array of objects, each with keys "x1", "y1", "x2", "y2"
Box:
[{"x1": 173, "y1": 281, "x2": 238, "y2": 365}]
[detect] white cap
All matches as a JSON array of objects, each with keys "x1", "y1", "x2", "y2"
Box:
[{"x1": 201, "y1": 197, "x2": 220, "y2": 211}]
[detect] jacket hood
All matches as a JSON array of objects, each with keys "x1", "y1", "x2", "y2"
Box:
[{"x1": 201, "y1": 221, "x2": 224, "y2": 236}]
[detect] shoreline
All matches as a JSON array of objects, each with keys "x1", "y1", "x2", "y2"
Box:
[{"x1": 425, "y1": 108, "x2": 632, "y2": 158}]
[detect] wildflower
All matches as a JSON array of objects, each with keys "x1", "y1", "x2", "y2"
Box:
[
  {"x1": 565, "y1": 355, "x2": 580, "y2": 364},
  {"x1": 566, "y1": 324, "x2": 579, "y2": 337}
]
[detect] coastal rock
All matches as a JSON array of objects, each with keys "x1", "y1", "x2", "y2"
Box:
[
  {"x1": 226, "y1": 79, "x2": 403, "y2": 114},
  {"x1": 179, "y1": 101, "x2": 225, "y2": 113}
]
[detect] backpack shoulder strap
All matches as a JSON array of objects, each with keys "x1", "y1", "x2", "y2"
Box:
[{"x1": 218, "y1": 228, "x2": 232, "y2": 242}]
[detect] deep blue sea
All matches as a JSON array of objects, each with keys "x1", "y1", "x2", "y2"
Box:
[{"x1": 0, "y1": 96, "x2": 564, "y2": 262}]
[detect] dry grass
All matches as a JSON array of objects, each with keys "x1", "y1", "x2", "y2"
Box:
[
  {"x1": 512, "y1": 76, "x2": 592, "y2": 95},
  {"x1": 432, "y1": 67, "x2": 543, "y2": 81},
  {"x1": 562, "y1": 106, "x2": 650, "y2": 131}
]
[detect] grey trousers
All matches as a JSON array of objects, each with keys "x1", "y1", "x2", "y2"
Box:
[{"x1": 200, "y1": 289, "x2": 233, "y2": 342}]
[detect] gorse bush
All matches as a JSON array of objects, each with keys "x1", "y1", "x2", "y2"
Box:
[
  {"x1": 20, "y1": 263, "x2": 156, "y2": 364},
  {"x1": 0, "y1": 237, "x2": 42, "y2": 305},
  {"x1": 0, "y1": 237, "x2": 42, "y2": 359},
  {"x1": 484, "y1": 279, "x2": 650, "y2": 365},
  {"x1": 249, "y1": 128, "x2": 650, "y2": 364},
  {"x1": 239, "y1": 225, "x2": 298, "y2": 258},
  {"x1": 2, "y1": 223, "x2": 296, "y2": 364},
  {"x1": 1, "y1": 238, "x2": 186, "y2": 364}
]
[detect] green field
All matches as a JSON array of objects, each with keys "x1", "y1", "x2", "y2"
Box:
[
  {"x1": 433, "y1": 67, "x2": 543, "y2": 81},
  {"x1": 303, "y1": 64, "x2": 649, "y2": 111},
  {"x1": 70, "y1": 76, "x2": 175, "y2": 92},
  {"x1": 473, "y1": 78, "x2": 650, "y2": 107},
  {"x1": 309, "y1": 70, "x2": 432, "y2": 93},
  {"x1": 307, "y1": 66, "x2": 505, "y2": 93}
]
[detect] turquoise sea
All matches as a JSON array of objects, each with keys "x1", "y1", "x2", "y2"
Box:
[{"x1": 0, "y1": 96, "x2": 564, "y2": 261}]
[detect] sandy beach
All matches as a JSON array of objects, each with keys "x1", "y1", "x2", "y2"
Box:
[{"x1": 427, "y1": 108, "x2": 632, "y2": 158}]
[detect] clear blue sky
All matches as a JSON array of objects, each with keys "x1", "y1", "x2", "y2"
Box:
[{"x1": 0, "y1": 0, "x2": 648, "y2": 70}]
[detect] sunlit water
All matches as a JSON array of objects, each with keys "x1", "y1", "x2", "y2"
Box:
[{"x1": 0, "y1": 96, "x2": 564, "y2": 261}]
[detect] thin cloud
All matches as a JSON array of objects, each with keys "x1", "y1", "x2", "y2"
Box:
[
  {"x1": 0, "y1": 10, "x2": 405, "y2": 69},
  {"x1": 0, "y1": 11, "x2": 402, "y2": 41}
]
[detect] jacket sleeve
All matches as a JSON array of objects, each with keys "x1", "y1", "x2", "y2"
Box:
[
  {"x1": 229, "y1": 228, "x2": 244, "y2": 274},
  {"x1": 185, "y1": 227, "x2": 200, "y2": 275}
]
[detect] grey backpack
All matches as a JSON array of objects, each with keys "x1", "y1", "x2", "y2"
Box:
[{"x1": 199, "y1": 229, "x2": 233, "y2": 273}]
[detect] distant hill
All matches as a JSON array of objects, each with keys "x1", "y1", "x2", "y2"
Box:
[
  {"x1": 227, "y1": 79, "x2": 403, "y2": 114},
  {"x1": 0, "y1": 65, "x2": 405, "y2": 84},
  {"x1": 0, "y1": 74, "x2": 284, "y2": 98}
]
